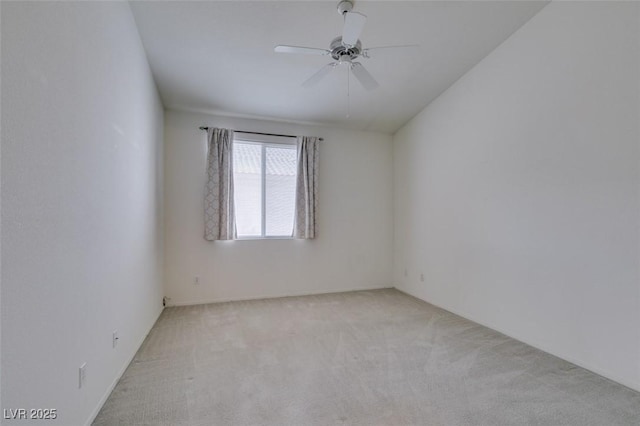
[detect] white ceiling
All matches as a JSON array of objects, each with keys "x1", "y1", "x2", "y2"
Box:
[{"x1": 130, "y1": 1, "x2": 548, "y2": 134}]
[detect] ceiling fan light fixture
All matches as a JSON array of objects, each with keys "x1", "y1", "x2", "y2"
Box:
[{"x1": 339, "y1": 54, "x2": 353, "y2": 65}]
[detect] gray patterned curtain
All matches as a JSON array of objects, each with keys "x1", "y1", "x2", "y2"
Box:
[
  {"x1": 204, "y1": 128, "x2": 236, "y2": 241},
  {"x1": 293, "y1": 136, "x2": 320, "y2": 239}
]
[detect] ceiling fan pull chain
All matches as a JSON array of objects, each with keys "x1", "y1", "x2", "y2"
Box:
[{"x1": 347, "y1": 65, "x2": 351, "y2": 118}]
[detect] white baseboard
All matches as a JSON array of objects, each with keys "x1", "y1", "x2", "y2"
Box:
[
  {"x1": 84, "y1": 305, "x2": 164, "y2": 426},
  {"x1": 167, "y1": 285, "x2": 392, "y2": 307},
  {"x1": 394, "y1": 286, "x2": 640, "y2": 393}
]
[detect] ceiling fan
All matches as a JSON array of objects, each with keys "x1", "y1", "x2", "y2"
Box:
[{"x1": 274, "y1": 0, "x2": 416, "y2": 91}]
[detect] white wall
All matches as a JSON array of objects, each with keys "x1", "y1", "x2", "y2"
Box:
[
  {"x1": 393, "y1": 1, "x2": 640, "y2": 391},
  {"x1": 164, "y1": 109, "x2": 392, "y2": 305},
  {"x1": 1, "y1": 2, "x2": 164, "y2": 424}
]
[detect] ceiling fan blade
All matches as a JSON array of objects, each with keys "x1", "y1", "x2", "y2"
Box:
[
  {"x1": 362, "y1": 45, "x2": 419, "y2": 57},
  {"x1": 351, "y1": 62, "x2": 379, "y2": 91},
  {"x1": 302, "y1": 63, "x2": 337, "y2": 88},
  {"x1": 342, "y1": 12, "x2": 366, "y2": 47},
  {"x1": 274, "y1": 45, "x2": 330, "y2": 55}
]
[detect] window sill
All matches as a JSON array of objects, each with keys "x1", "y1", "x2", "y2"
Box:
[{"x1": 235, "y1": 236, "x2": 295, "y2": 241}]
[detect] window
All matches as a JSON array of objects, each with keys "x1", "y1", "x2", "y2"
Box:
[{"x1": 233, "y1": 134, "x2": 297, "y2": 238}]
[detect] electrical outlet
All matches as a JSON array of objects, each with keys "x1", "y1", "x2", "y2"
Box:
[
  {"x1": 79, "y1": 363, "x2": 87, "y2": 389},
  {"x1": 420, "y1": 273, "x2": 424, "y2": 282},
  {"x1": 112, "y1": 330, "x2": 119, "y2": 348},
  {"x1": 194, "y1": 276, "x2": 200, "y2": 285}
]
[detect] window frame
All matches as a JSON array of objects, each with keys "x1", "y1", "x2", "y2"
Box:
[{"x1": 233, "y1": 133, "x2": 297, "y2": 240}]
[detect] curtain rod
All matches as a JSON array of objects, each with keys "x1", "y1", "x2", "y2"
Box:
[{"x1": 199, "y1": 127, "x2": 323, "y2": 141}]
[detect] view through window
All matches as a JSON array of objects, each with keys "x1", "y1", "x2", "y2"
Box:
[{"x1": 233, "y1": 138, "x2": 297, "y2": 238}]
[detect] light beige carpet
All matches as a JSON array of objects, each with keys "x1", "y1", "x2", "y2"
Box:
[{"x1": 94, "y1": 289, "x2": 640, "y2": 425}]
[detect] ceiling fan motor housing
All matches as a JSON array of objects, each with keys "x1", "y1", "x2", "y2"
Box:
[{"x1": 330, "y1": 36, "x2": 362, "y2": 60}]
